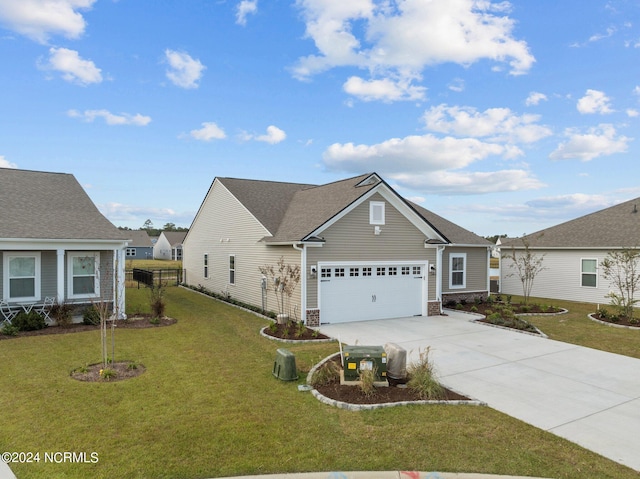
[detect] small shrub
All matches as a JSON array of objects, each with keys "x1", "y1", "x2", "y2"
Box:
[
  {"x1": 520, "y1": 305, "x2": 531, "y2": 314},
  {"x1": 407, "y1": 347, "x2": 445, "y2": 400},
  {"x1": 486, "y1": 295, "x2": 495, "y2": 305},
  {"x1": 506, "y1": 295, "x2": 512, "y2": 304},
  {"x1": 127, "y1": 361, "x2": 139, "y2": 370},
  {"x1": 295, "y1": 321, "x2": 307, "y2": 338},
  {"x1": 149, "y1": 317, "x2": 160, "y2": 325},
  {"x1": 83, "y1": 306, "x2": 101, "y2": 325},
  {"x1": 470, "y1": 305, "x2": 478, "y2": 313},
  {"x1": 484, "y1": 309, "x2": 493, "y2": 316},
  {"x1": 268, "y1": 321, "x2": 278, "y2": 333},
  {"x1": 149, "y1": 284, "x2": 166, "y2": 319},
  {"x1": 310, "y1": 358, "x2": 341, "y2": 387},
  {"x1": 598, "y1": 308, "x2": 609, "y2": 320},
  {"x1": 1, "y1": 323, "x2": 19, "y2": 336},
  {"x1": 358, "y1": 366, "x2": 377, "y2": 398},
  {"x1": 474, "y1": 296, "x2": 482, "y2": 305},
  {"x1": 100, "y1": 368, "x2": 117, "y2": 380},
  {"x1": 12, "y1": 311, "x2": 46, "y2": 331},
  {"x1": 50, "y1": 301, "x2": 73, "y2": 327},
  {"x1": 455, "y1": 303, "x2": 464, "y2": 310}
]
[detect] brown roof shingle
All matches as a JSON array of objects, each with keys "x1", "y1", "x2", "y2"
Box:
[
  {"x1": 506, "y1": 198, "x2": 640, "y2": 248},
  {"x1": 0, "y1": 168, "x2": 126, "y2": 241}
]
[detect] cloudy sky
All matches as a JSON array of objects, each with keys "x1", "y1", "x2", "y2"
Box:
[{"x1": 1, "y1": 0, "x2": 639, "y2": 237}]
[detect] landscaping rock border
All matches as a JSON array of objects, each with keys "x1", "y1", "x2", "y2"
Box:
[
  {"x1": 587, "y1": 313, "x2": 640, "y2": 330},
  {"x1": 260, "y1": 327, "x2": 336, "y2": 344},
  {"x1": 306, "y1": 353, "x2": 486, "y2": 411}
]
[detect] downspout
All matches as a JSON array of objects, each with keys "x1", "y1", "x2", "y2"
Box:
[
  {"x1": 292, "y1": 243, "x2": 306, "y2": 324},
  {"x1": 436, "y1": 245, "x2": 445, "y2": 314}
]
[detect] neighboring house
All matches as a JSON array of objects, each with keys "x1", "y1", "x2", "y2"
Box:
[
  {"x1": 124, "y1": 230, "x2": 154, "y2": 260},
  {"x1": 500, "y1": 198, "x2": 640, "y2": 304},
  {"x1": 154, "y1": 231, "x2": 186, "y2": 260},
  {"x1": 183, "y1": 173, "x2": 491, "y2": 326},
  {"x1": 0, "y1": 168, "x2": 128, "y2": 316}
]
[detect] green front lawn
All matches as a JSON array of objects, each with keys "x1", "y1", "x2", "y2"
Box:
[{"x1": 1, "y1": 287, "x2": 638, "y2": 478}]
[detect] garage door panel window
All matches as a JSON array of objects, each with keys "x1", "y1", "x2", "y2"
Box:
[
  {"x1": 335, "y1": 268, "x2": 345, "y2": 277},
  {"x1": 450, "y1": 253, "x2": 466, "y2": 289},
  {"x1": 350, "y1": 267, "x2": 359, "y2": 277}
]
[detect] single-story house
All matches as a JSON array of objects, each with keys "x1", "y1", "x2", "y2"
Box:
[
  {"x1": 500, "y1": 197, "x2": 640, "y2": 304},
  {"x1": 0, "y1": 168, "x2": 129, "y2": 317},
  {"x1": 183, "y1": 173, "x2": 492, "y2": 326},
  {"x1": 125, "y1": 230, "x2": 154, "y2": 260},
  {"x1": 153, "y1": 231, "x2": 186, "y2": 260}
]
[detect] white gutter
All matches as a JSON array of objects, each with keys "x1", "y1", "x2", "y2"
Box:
[
  {"x1": 292, "y1": 243, "x2": 306, "y2": 324},
  {"x1": 436, "y1": 245, "x2": 445, "y2": 313}
]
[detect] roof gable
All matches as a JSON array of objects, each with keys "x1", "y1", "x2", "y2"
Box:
[
  {"x1": 0, "y1": 168, "x2": 126, "y2": 241},
  {"x1": 509, "y1": 198, "x2": 640, "y2": 248}
]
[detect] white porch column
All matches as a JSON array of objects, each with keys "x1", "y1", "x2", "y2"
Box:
[
  {"x1": 293, "y1": 243, "x2": 306, "y2": 324},
  {"x1": 56, "y1": 248, "x2": 65, "y2": 302},
  {"x1": 114, "y1": 248, "x2": 126, "y2": 319},
  {"x1": 436, "y1": 245, "x2": 445, "y2": 312}
]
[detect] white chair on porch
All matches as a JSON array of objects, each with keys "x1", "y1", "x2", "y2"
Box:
[
  {"x1": 1, "y1": 300, "x2": 18, "y2": 326},
  {"x1": 37, "y1": 297, "x2": 56, "y2": 325}
]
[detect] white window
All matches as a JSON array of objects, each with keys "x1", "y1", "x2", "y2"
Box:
[
  {"x1": 68, "y1": 252, "x2": 100, "y2": 299},
  {"x1": 388, "y1": 267, "x2": 397, "y2": 276},
  {"x1": 335, "y1": 268, "x2": 345, "y2": 277},
  {"x1": 402, "y1": 266, "x2": 410, "y2": 275},
  {"x1": 4, "y1": 252, "x2": 41, "y2": 301},
  {"x1": 412, "y1": 266, "x2": 421, "y2": 276},
  {"x1": 321, "y1": 268, "x2": 331, "y2": 278},
  {"x1": 349, "y1": 267, "x2": 359, "y2": 277},
  {"x1": 581, "y1": 259, "x2": 597, "y2": 287},
  {"x1": 450, "y1": 253, "x2": 466, "y2": 289},
  {"x1": 369, "y1": 201, "x2": 385, "y2": 225},
  {"x1": 376, "y1": 267, "x2": 386, "y2": 276},
  {"x1": 362, "y1": 267, "x2": 372, "y2": 277},
  {"x1": 126, "y1": 248, "x2": 136, "y2": 257},
  {"x1": 229, "y1": 255, "x2": 236, "y2": 285},
  {"x1": 203, "y1": 254, "x2": 209, "y2": 279}
]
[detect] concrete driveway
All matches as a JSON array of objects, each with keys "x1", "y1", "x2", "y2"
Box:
[{"x1": 318, "y1": 312, "x2": 640, "y2": 473}]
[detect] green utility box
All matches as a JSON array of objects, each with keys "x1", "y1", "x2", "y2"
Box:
[
  {"x1": 342, "y1": 345, "x2": 387, "y2": 382},
  {"x1": 273, "y1": 348, "x2": 299, "y2": 381}
]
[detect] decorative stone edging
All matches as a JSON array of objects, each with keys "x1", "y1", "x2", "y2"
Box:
[
  {"x1": 587, "y1": 313, "x2": 640, "y2": 330},
  {"x1": 259, "y1": 327, "x2": 336, "y2": 344},
  {"x1": 306, "y1": 353, "x2": 486, "y2": 411},
  {"x1": 444, "y1": 307, "x2": 570, "y2": 339}
]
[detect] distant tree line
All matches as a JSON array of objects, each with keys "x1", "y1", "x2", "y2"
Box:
[{"x1": 117, "y1": 219, "x2": 188, "y2": 237}]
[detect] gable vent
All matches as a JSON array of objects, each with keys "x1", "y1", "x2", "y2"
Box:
[{"x1": 356, "y1": 174, "x2": 381, "y2": 187}]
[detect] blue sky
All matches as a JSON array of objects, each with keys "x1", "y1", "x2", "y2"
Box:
[{"x1": 1, "y1": 0, "x2": 639, "y2": 237}]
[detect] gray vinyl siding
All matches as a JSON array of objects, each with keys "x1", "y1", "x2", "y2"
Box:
[
  {"x1": 500, "y1": 249, "x2": 635, "y2": 304},
  {"x1": 183, "y1": 180, "x2": 302, "y2": 316},
  {"x1": 41, "y1": 251, "x2": 57, "y2": 298},
  {"x1": 306, "y1": 193, "x2": 437, "y2": 308},
  {"x1": 442, "y1": 247, "x2": 489, "y2": 293}
]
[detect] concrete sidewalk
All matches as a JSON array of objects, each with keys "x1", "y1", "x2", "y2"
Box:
[{"x1": 319, "y1": 313, "x2": 640, "y2": 472}]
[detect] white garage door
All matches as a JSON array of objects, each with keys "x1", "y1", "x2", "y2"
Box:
[{"x1": 318, "y1": 262, "x2": 427, "y2": 324}]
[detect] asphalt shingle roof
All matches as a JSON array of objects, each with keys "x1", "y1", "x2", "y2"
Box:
[
  {"x1": 0, "y1": 168, "x2": 127, "y2": 241},
  {"x1": 219, "y1": 173, "x2": 489, "y2": 246},
  {"x1": 505, "y1": 197, "x2": 640, "y2": 248}
]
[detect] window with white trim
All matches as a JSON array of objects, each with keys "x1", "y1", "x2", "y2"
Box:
[
  {"x1": 369, "y1": 201, "x2": 385, "y2": 225},
  {"x1": 68, "y1": 252, "x2": 100, "y2": 299},
  {"x1": 4, "y1": 252, "x2": 41, "y2": 301},
  {"x1": 362, "y1": 267, "x2": 372, "y2": 277},
  {"x1": 229, "y1": 255, "x2": 236, "y2": 285},
  {"x1": 388, "y1": 267, "x2": 397, "y2": 276},
  {"x1": 581, "y1": 259, "x2": 597, "y2": 287},
  {"x1": 335, "y1": 267, "x2": 345, "y2": 277},
  {"x1": 126, "y1": 248, "x2": 136, "y2": 257},
  {"x1": 349, "y1": 267, "x2": 359, "y2": 277},
  {"x1": 402, "y1": 266, "x2": 410, "y2": 275},
  {"x1": 321, "y1": 267, "x2": 331, "y2": 278},
  {"x1": 450, "y1": 253, "x2": 466, "y2": 289},
  {"x1": 204, "y1": 254, "x2": 209, "y2": 279}
]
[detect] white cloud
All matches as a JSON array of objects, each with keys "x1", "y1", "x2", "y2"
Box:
[
  {"x1": 389, "y1": 169, "x2": 545, "y2": 195},
  {"x1": 165, "y1": 49, "x2": 205, "y2": 89},
  {"x1": 0, "y1": 0, "x2": 95, "y2": 44},
  {"x1": 323, "y1": 134, "x2": 511, "y2": 173},
  {"x1": 68, "y1": 109, "x2": 151, "y2": 126},
  {"x1": 526, "y1": 193, "x2": 610, "y2": 211},
  {"x1": 42, "y1": 47, "x2": 102, "y2": 85},
  {"x1": 185, "y1": 122, "x2": 226, "y2": 141},
  {"x1": 236, "y1": 0, "x2": 258, "y2": 26},
  {"x1": 627, "y1": 109, "x2": 639, "y2": 117},
  {"x1": 525, "y1": 91, "x2": 547, "y2": 106},
  {"x1": 448, "y1": 78, "x2": 465, "y2": 92},
  {"x1": 422, "y1": 104, "x2": 552, "y2": 144},
  {"x1": 0, "y1": 155, "x2": 17, "y2": 168},
  {"x1": 293, "y1": 0, "x2": 535, "y2": 96},
  {"x1": 577, "y1": 89, "x2": 614, "y2": 114},
  {"x1": 549, "y1": 124, "x2": 630, "y2": 161},
  {"x1": 241, "y1": 125, "x2": 287, "y2": 144},
  {"x1": 343, "y1": 75, "x2": 426, "y2": 102},
  {"x1": 99, "y1": 202, "x2": 193, "y2": 226}
]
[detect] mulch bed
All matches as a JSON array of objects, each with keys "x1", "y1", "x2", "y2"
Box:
[
  {"x1": 452, "y1": 302, "x2": 563, "y2": 316},
  {"x1": 70, "y1": 361, "x2": 146, "y2": 382},
  {"x1": 0, "y1": 315, "x2": 177, "y2": 340},
  {"x1": 262, "y1": 321, "x2": 331, "y2": 341},
  {"x1": 591, "y1": 313, "x2": 640, "y2": 328},
  {"x1": 313, "y1": 357, "x2": 470, "y2": 405}
]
